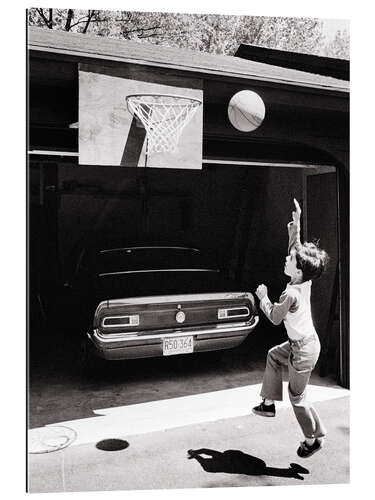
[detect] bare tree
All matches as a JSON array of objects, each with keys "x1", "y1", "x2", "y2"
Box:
[{"x1": 28, "y1": 8, "x2": 349, "y2": 59}]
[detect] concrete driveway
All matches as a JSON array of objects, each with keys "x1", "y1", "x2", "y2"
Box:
[
  {"x1": 28, "y1": 326, "x2": 349, "y2": 492},
  {"x1": 28, "y1": 390, "x2": 349, "y2": 492}
]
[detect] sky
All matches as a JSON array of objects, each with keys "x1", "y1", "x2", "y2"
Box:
[{"x1": 321, "y1": 18, "x2": 349, "y2": 41}]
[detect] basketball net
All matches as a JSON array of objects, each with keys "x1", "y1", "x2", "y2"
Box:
[{"x1": 126, "y1": 94, "x2": 201, "y2": 156}]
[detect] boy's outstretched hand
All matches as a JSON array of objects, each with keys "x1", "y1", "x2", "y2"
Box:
[
  {"x1": 292, "y1": 198, "x2": 302, "y2": 225},
  {"x1": 256, "y1": 284, "x2": 268, "y2": 300}
]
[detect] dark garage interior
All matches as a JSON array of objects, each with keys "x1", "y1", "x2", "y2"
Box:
[{"x1": 29, "y1": 159, "x2": 339, "y2": 381}]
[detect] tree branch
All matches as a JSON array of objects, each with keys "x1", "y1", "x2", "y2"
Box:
[
  {"x1": 69, "y1": 19, "x2": 88, "y2": 28},
  {"x1": 37, "y1": 8, "x2": 53, "y2": 29},
  {"x1": 138, "y1": 30, "x2": 189, "y2": 40},
  {"x1": 82, "y1": 10, "x2": 96, "y2": 34},
  {"x1": 122, "y1": 25, "x2": 162, "y2": 35},
  {"x1": 65, "y1": 9, "x2": 74, "y2": 31},
  {"x1": 70, "y1": 15, "x2": 97, "y2": 29},
  {"x1": 70, "y1": 15, "x2": 110, "y2": 29}
]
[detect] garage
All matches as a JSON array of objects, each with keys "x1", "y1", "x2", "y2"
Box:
[{"x1": 28, "y1": 27, "x2": 349, "y2": 388}]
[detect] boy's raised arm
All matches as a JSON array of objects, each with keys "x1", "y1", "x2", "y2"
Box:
[{"x1": 288, "y1": 198, "x2": 302, "y2": 253}]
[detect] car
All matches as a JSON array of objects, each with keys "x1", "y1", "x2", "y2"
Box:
[{"x1": 66, "y1": 244, "x2": 259, "y2": 368}]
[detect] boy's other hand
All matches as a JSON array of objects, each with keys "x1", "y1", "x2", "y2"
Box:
[
  {"x1": 292, "y1": 198, "x2": 302, "y2": 225},
  {"x1": 256, "y1": 284, "x2": 268, "y2": 300}
]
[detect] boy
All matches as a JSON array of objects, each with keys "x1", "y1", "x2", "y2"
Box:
[{"x1": 253, "y1": 199, "x2": 329, "y2": 458}]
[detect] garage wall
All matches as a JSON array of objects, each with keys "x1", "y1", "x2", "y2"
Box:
[{"x1": 306, "y1": 172, "x2": 338, "y2": 338}]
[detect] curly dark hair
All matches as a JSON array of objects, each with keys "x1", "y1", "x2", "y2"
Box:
[{"x1": 295, "y1": 241, "x2": 330, "y2": 281}]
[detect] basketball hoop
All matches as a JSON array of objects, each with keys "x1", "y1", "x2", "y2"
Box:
[{"x1": 126, "y1": 94, "x2": 202, "y2": 156}]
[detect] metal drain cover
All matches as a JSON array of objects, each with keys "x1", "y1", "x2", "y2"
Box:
[{"x1": 28, "y1": 426, "x2": 77, "y2": 454}]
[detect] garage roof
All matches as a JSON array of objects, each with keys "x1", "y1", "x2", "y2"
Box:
[
  {"x1": 236, "y1": 44, "x2": 349, "y2": 80},
  {"x1": 28, "y1": 27, "x2": 349, "y2": 93}
]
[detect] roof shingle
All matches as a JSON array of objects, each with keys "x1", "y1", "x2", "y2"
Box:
[{"x1": 28, "y1": 27, "x2": 349, "y2": 93}]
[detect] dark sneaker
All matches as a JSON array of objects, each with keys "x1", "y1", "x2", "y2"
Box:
[
  {"x1": 297, "y1": 438, "x2": 323, "y2": 458},
  {"x1": 252, "y1": 400, "x2": 276, "y2": 417}
]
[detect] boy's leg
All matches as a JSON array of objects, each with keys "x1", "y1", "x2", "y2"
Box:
[
  {"x1": 260, "y1": 341, "x2": 291, "y2": 402},
  {"x1": 287, "y1": 353, "x2": 327, "y2": 440}
]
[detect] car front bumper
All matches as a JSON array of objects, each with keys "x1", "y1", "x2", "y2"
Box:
[{"x1": 87, "y1": 316, "x2": 259, "y2": 360}]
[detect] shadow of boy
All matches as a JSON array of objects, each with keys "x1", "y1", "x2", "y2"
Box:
[{"x1": 187, "y1": 448, "x2": 309, "y2": 480}]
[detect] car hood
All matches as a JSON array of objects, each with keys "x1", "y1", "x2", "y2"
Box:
[{"x1": 95, "y1": 270, "x2": 239, "y2": 302}]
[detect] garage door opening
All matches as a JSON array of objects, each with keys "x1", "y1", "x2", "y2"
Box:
[{"x1": 29, "y1": 158, "x2": 341, "y2": 384}]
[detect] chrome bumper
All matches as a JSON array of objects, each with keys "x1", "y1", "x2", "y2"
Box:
[{"x1": 87, "y1": 316, "x2": 259, "y2": 360}]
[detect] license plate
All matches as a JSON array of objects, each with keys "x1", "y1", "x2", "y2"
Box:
[{"x1": 163, "y1": 336, "x2": 194, "y2": 356}]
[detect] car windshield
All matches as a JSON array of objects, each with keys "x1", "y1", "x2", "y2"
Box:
[{"x1": 97, "y1": 246, "x2": 218, "y2": 276}]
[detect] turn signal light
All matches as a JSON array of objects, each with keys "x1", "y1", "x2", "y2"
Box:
[
  {"x1": 102, "y1": 315, "x2": 140, "y2": 328},
  {"x1": 217, "y1": 307, "x2": 249, "y2": 319}
]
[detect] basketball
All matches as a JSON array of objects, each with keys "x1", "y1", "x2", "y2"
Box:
[{"x1": 228, "y1": 90, "x2": 266, "y2": 132}]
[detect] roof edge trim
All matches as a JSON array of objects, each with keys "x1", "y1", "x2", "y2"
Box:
[{"x1": 28, "y1": 44, "x2": 349, "y2": 94}]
